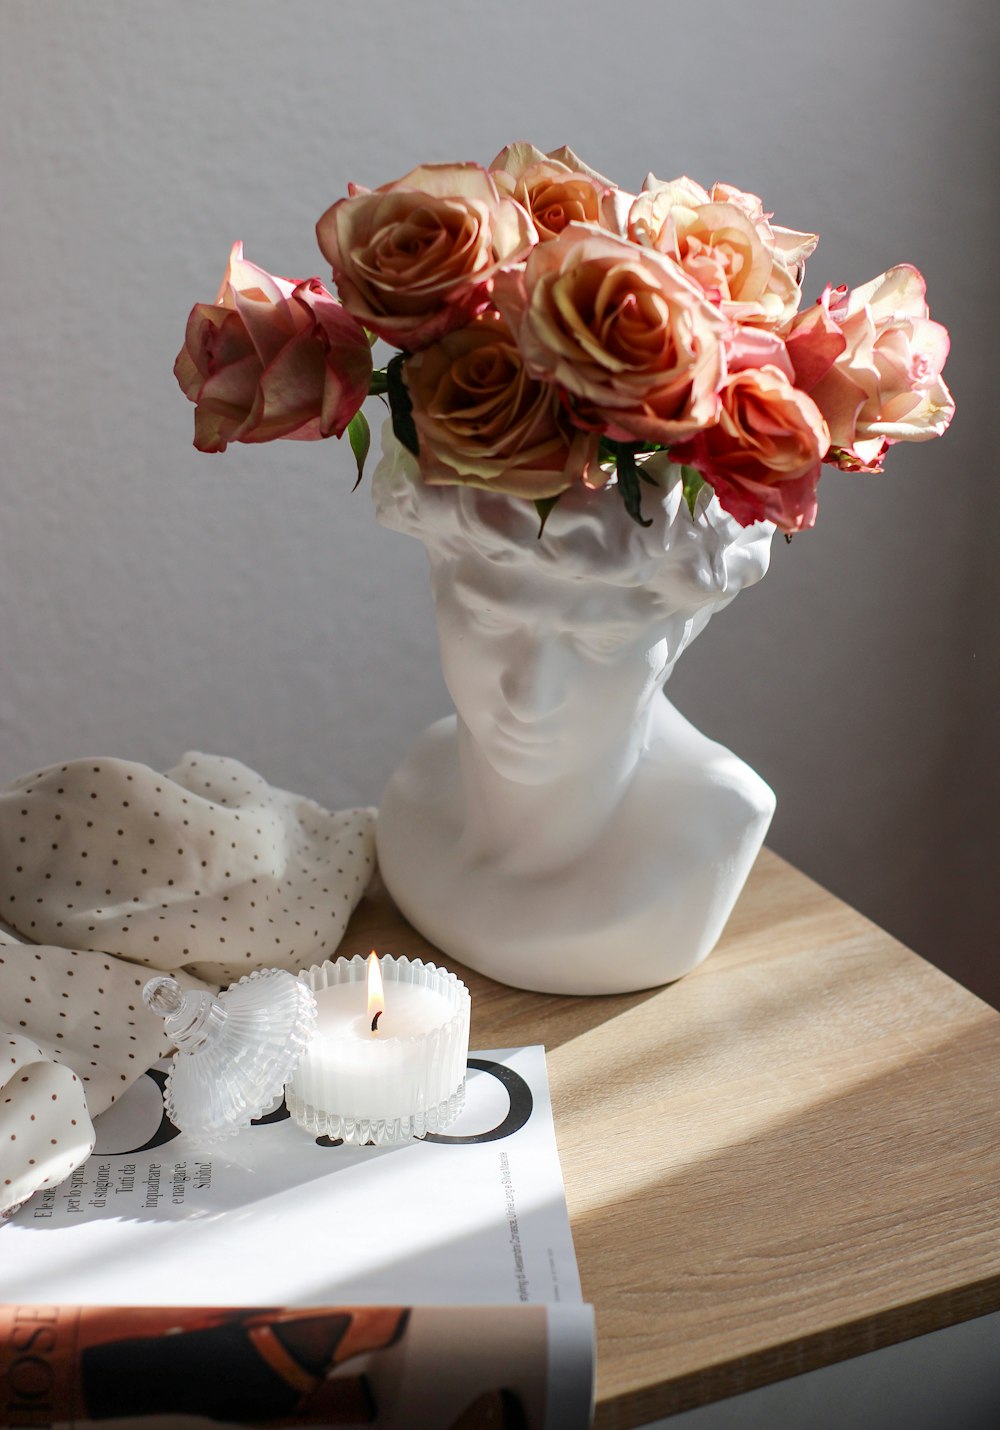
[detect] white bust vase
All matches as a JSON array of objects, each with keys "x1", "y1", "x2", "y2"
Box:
[{"x1": 373, "y1": 431, "x2": 776, "y2": 995}]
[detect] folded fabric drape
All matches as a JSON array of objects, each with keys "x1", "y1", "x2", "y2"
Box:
[{"x1": 0, "y1": 751, "x2": 376, "y2": 1218}]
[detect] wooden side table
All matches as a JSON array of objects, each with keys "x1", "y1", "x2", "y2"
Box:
[{"x1": 340, "y1": 849, "x2": 1000, "y2": 1429}]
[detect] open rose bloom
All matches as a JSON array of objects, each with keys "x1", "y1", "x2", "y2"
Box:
[
  {"x1": 176, "y1": 148, "x2": 954, "y2": 534},
  {"x1": 175, "y1": 243, "x2": 372, "y2": 453}
]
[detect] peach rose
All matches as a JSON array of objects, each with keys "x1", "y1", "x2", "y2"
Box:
[
  {"x1": 804, "y1": 265, "x2": 954, "y2": 469},
  {"x1": 404, "y1": 310, "x2": 598, "y2": 499},
  {"x1": 174, "y1": 243, "x2": 372, "y2": 453},
  {"x1": 783, "y1": 285, "x2": 848, "y2": 389},
  {"x1": 488, "y1": 142, "x2": 629, "y2": 239},
  {"x1": 315, "y1": 163, "x2": 536, "y2": 351},
  {"x1": 629, "y1": 176, "x2": 817, "y2": 328},
  {"x1": 494, "y1": 225, "x2": 727, "y2": 448},
  {"x1": 673, "y1": 365, "x2": 830, "y2": 533}
]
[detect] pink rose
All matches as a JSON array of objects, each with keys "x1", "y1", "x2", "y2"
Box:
[
  {"x1": 404, "y1": 310, "x2": 598, "y2": 499},
  {"x1": 802, "y1": 266, "x2": 955, "y2": 469},
  {"x1": 494, "y1": 225, "x2": 727, "y2": 447},
  {"x1": 488, "y1": 142, "x2": 629, "y2": 239},
  {"x1": 673, "y1": 364, "x2": 830, "y2": 534},
  {"x1": 174, "y1": 243, "x2": 372, "y2": 453},
  {"x1": 629, "y1": 176, "x2": 817, "y2": 328},
  {"x1": 315, "y1": 163, "x2": 536, "y2": 351},
  {"x1": 783, "y1": 285, "x2": 848, "y2": 389}
]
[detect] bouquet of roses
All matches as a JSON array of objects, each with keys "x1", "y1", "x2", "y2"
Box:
[{"x1": 175, "y1": 143, "x2": 954, "y2": 535}]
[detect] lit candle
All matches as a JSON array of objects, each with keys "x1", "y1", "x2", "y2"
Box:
[
  {"x1": 368, "y1": 951, "x2": 384, "y2": 1033},
  {"x1": 285, "y1": 952, "x2": 471, "y2": 1145}
]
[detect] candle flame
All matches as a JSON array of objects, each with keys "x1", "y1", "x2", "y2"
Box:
[{"x1": 367, "y1": 951, "x2": 384, "y2": 1033}]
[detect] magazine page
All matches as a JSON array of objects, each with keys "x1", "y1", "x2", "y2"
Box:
[
  {"x1": 3, "y1": 1049, "x2": 579, "y2": 1310},
  {"x1": 0, "y1": 1302, "x2": 596, "y2": 1430}
]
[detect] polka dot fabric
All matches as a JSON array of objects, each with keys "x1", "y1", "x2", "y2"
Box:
[
  {"x1": 0, "y1": 752, "x2": 376, "y2": 1217},
  {"x1": 1, "y1": 1033, "x2": 94, "y2": 1221}
]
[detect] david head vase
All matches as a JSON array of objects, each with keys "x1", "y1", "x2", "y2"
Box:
[{"x1": 372, "y1": 432, "x2": 775, "y2": 995}]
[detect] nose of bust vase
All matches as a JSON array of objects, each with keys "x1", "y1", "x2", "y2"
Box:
[{"x1": 498, "y1": 637, "x2": 566, "y2": 724}]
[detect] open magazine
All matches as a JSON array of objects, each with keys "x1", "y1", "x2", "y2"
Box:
[{"x1": 2, "y1": 1047, "x2": 594, "y2": 1429}]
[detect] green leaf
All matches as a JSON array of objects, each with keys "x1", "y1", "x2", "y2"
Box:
[
  {"x1": 386, "y1": 353, "x2": 420, "y2": 458},
  {"x1": 534, "y1": 495, "x2": 560, "y2": 538},
  {"x1": 346, "y1": 409, "x2": 370, "y2": 491},
  {"x1": 368, "y1": 369, "x2": 389, "y2": 397},
  {"x1": 614, "y1": 444, "x2": 652, "y2": 528},
  {"x1": 680, "y1": 464, "x2": 707, "y2": 518}
]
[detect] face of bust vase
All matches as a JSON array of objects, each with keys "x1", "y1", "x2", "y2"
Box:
[{"x1": 432, "y1": 554, "x2": 671, "y2": 787}]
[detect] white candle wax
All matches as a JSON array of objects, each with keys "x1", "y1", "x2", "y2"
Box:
[
  {"x1": 285, "y1": 954, "x2": 471, "y2": 1142},
  {"x1": 314, "y1": 978, "x2": 455, "y2": 1043}
]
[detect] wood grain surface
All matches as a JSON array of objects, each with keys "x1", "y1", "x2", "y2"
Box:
[{"x1": 340, "y1": 849, "x2": 1000, "y2": 1428}]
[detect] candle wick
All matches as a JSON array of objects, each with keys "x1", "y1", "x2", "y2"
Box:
[{"x1": 371, "y1": 1010, "x2": 383, "y2": 1033}]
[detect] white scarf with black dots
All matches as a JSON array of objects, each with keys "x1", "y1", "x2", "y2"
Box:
[{"x1": 0, "y1": 752, "x2": 376, "y2": 1217}]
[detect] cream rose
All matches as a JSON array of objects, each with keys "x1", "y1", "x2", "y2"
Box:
[
  {"x1": 805, "y1": 265, "x2": 955, "y2": 468},
  {"x1": 174, "y1": 243, "x2": 372, "y2": 453},
  {"x1": 673, "y1": 365, "x2": 830, "y2": 534},
  {"x1": 488, "y1": 142, "x2": 629, "y2": 239},
  {"x1": 494, "y1": 225, "x2": 727, "y2": 447},
  {"x1": 315, "y1": 163, "x2": 536, "y2": 351},
  {"x1": 629, "y1": 176, "x2": 817, "y2": 328},
  {"x1": 404, "y1": 310, "x2": 598, "y2": 499}
]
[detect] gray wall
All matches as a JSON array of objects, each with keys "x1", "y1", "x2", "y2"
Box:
[{"x1": 2, "y1": 0, "x2": 997, "y2": 1003}]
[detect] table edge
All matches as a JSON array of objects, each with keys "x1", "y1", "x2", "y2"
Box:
[{"x1": 594, "y1": 1272, "x2": 1000, "y2": 1429}]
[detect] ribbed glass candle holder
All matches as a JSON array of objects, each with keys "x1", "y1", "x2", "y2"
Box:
[{"x1": 285, "y1": 954, "x2": 471, "y2": 1145}]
